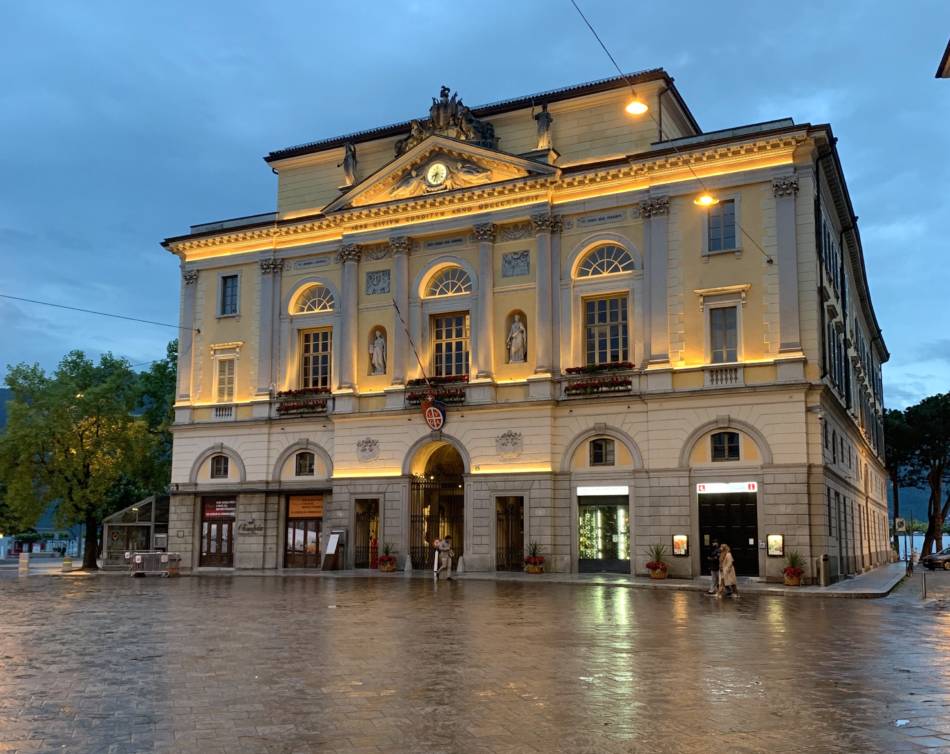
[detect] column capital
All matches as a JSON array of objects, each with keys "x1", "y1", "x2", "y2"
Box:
[
  {"x1": 388, "y1": 236, "x2": 411, "y2": 256},
  {"x1": 182, "y1": 269, "x2": 199, "y2": 285},
  {"x1": 259, "y1": 257, "x2": 284, "y2": 275},
  {"x1": 472, "y1": 223, "x2": 496, "y2": 242},
  {"x1": 531, "y1": 213, "x2": 561, "y2": 233},
  {"x1": 638, "y1": 196, "x2": 670, "y2": 218},
  {"x1": 337, "y1": 243, "x2": 361, "y2": 264},
  {"x1": 772, "y1": 176, "x2": 799, "y2": 197}
]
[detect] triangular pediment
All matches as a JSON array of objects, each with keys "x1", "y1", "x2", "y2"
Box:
[{"x1": 323, "y1": 135, "x2": 557, "y2": 213}]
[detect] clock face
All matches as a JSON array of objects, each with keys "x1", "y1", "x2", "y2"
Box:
[{"x1": 426, "y1": 162, "x2": 448, "y2": 186}]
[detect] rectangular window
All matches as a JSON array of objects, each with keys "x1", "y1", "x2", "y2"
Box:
[
  {"x1": 589, "y1": 438, "x2": 615, "y2": 466},
  {"x1": 711, "y1": 431, "x2": 740, "y2": 462},
  {"x1": 707, "y1": 199, "x2": 736, "y2": 253},
  {"x1": 219, "y1": 274, "x2": 239, "y2": 316},
  {"x1": 826, "y1": 487, "x2": 833, "y2": 536},
  {"x1": 832, "y1": 430, "x2": 837, "y2": 464},
  {"x1": 210, "y1": 455, "x2": 229, "y2": 479},
  {"x1": 301, "y1": 329, "x2": 332, "y2": 389},
  {"x1": 584, "y1": 295, "x2": 628, "y2": 366},
  {"x1": 709, "y1": 306, "x2": 738, "y2": 363},
  {"x1": 432, "y1": 313, "x2": 470, "y2": 377},
  {"x1": 216, "y1": 358, "x2": 235, "y2": 403}
]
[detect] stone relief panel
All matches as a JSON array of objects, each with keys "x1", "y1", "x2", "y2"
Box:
[
  {"x1": 357, "y1": 438, "x2": 380, "y2": 462},
  {"x1": 502, "y1": 250, "x2": 530, "y2": 278},
  {"x1": 496, "y1": 430, "x2": 523, "y2": 459},
  {"x1": 365, "y1": 270, "x2": 391, "y2": 295}
]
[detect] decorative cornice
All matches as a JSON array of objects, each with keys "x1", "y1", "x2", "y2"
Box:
[
  {"x1": 337, "y1": 244, "x2": 361, "y2": 264},
  {"x1": 388, "y1": 236, "x2": 411, "y2": 256},
  {"x1": 182, "y1": 270, "x2": 199, "y2": 285},
  {"x1": 772, "y1": 176, "x2": 799, "y2": 198},
  {"x1": 472, "y1": 223, "x2": 496, "y2": 242},
  {"x1": 638, "y1": 196, "x2": 670, "y2": 218},
  {"x1": 259, "y1": 258, "x2": 284, "y2": 274},
  {"x1": 531, "y1": 213, "x2": 560, "y2": 233}
]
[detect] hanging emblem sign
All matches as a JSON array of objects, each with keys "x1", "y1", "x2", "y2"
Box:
[{"x1": 421, "y1": 397, "x2": 447, "y2": 431}]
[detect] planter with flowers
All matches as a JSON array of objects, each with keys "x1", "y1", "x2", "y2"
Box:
[
  {"x1": 524, "y1": 542, "x2": 545, "y2": 574},
  {"x1": 783, "y1": 550, "x2": 805, "y2": 586},
  {"x1": 646, "y1": 543, "x2": 669, "y2": 580},
  {"x1": 378, "y1": 543, "x2": 398, "y2": 572}
]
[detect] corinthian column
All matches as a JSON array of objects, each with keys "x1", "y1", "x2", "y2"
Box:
[
  {"x1": 473, "y1": 223, "x2": 495, "y2": 379},
  {"x1": 257, "y1": 257, "x2": 283, "y2": 395},
  {"x1": 773, "y1": 176, "x2": 801, "y2": 352},
  {"x1": 390, "y1": 236, "x2": 410, "y2": 385},
  {"x1": 337, "y1": 243, "x2": 361, "y2": 389},
  {"x1": 531, "y1": 212, "x2": 558, "y2": 373},
  {"x1": 177, "y1": 269, "x2": 199, "y2": 400}
]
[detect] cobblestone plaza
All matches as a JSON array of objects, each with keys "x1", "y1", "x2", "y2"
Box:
[{"x1": 1, "y1": 573, "x2": 948, "y2": 753}]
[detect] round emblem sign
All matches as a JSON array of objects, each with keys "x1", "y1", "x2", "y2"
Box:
[{"x1": 421, "y1": 398, "x2": 446, "y2": 431}]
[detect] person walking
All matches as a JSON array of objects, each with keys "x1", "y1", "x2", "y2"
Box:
[
  {"x1": 719, "y1": 543, "x2": 739, "y2": 599},
  {"x1": 706, "y1": 539, "x2": 721, "y2": 595},
  {"x1": 436, "y1": 536, "x2": 454, "y2": 580}
]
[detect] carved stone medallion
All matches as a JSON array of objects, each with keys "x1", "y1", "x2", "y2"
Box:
[
  {"x1": 365, "y1": 270, "x2": 391, "y2": 295},
  {"x1": 357, "y1": 438, "x2": 379, "y2": 462},
  {"x1": 496, "y1": 430, "x2": 523, "y2": 459}
]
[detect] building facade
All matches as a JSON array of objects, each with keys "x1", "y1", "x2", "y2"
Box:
[{"x1": 162, "y1": 70, "x2": 889, "y2": 582}]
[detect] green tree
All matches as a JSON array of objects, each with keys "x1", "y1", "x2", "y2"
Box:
[
  {"x1": 0, "y1": 352, "x2": 152, "y2": 569},
  {"x1": 884, "y1": 408, "x2": 915, "y2": 550},
  {"x1": 904, "y1": 393, "x2": 950, "y2": 557}
]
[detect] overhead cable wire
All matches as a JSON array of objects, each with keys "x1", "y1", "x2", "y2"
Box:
[{"x1": 0, "y1": 293, "x2": 197, "y2": 333}]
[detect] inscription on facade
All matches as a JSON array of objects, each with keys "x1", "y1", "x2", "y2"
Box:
[
  {"x1": 293, "y1": 257, "x2": 330, "y2": 271},
  {"x1": 502, "y1": 251, "x2": 530, "y2": 278},
  {"x1": 565, "y1": 210, "x2": 627, "y2": 230},
  {"x1": 424, "y1": 236, "x2": 466, "y2": 251},
  {"x1": 365, "y1": 270, "x2": 391, "y2": 295}
]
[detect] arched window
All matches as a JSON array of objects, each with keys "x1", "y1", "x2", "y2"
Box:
[
  {"x1": 577, "y1": 245, "x2": 635, "y2": 277},
  {"x1": 710, "y1": 431, "x2": 740, "y2": 462},
  {"x1": 295, "y1": 451, "x2": 315, "y2": 477},
  {"x1": 427, "y1": 267, "x2": 472, "y2": 297},
  {"x1": 294, "y1": 284, "x2": 335, "y2": 314},
  {"x1": 210, "y1": 454, "x2": 230, "y2": 479}
]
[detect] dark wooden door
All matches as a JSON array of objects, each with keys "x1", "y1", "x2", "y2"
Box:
[
  {"x1": 285, "y1": 518, "x2": 321, "y2": 568},
  {"x1": 495, "y1": 497, "x2": 524, "y2": 571},
  {"x1": 698, "y1": 492, "x2": 759, "y2": 576}
]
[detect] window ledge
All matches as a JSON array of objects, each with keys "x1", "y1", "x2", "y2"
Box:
[{"x1": 702, "y1": 248, "x2": 742, "y2": 262}]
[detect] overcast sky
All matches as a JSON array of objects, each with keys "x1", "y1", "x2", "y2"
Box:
[{"x1": 0, "y1": 1, "x2": 947, "y2": 407}]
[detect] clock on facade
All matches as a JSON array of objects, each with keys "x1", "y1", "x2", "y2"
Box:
[{"x1": 425, "y1": 162, "x2": 448, "y2": 187}]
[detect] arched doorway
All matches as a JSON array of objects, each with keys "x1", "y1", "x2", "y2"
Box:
[{"x1": 410, "y1": 444, "x2": 465, "y2": 568}]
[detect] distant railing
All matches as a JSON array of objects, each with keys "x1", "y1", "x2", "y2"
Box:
[
  {"x1": 213, "y1": 405, "x2": 234, "y2": 420},
  {"x1": 561, "y1": 362, "x2": 637, "y2": 399},
  {"x1": 704, "y1": 365, "x2": 744, "y2": 388}
]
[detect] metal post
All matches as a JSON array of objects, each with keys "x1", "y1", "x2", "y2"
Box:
[{"x1": 921, "y1": 571, "x2": 927, "y2": 600}]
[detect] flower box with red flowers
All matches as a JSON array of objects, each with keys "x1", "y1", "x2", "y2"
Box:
[
  {"x1": 406, "y1": 375, "x2": 469, "y2": 387},
  {"x1": 563, "y1": 376, "x2": 633, "y2": 396},
  {"x1": 275, "y1": 388, "x2": 330, "y2": 415},
  {"x1": 378, "y1": 554, "x2": 398, "y2": 572},
  {"x1": 645, "y1": 560, "x2": 668, "y2": 572},
  {"x1": 564, "y1": 361, "x2": 634, "y2": 375},
  {"x1": 405, "y1": 388, "x2": 466, "y2": 406}
]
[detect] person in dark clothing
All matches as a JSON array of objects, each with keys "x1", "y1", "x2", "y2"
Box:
[{"x1": 706, "y1": 540, "x2": 721, "y2": 594}]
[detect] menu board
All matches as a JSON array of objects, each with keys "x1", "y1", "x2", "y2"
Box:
[{"x1": 288, "y1": 494, "x2": 324, "y2": 519}]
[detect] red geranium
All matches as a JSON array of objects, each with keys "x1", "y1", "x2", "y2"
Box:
[
  {"x1": 645, "y1": 560, "x2": 669, "y2": 571},
  {"x1": 783, "y1": 565, "x2": 804, "y2": 578}
]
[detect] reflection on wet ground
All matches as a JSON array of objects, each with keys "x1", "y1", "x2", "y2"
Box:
[{"x1": 0, "y1": 572, "x2": 948, "y2": 753}]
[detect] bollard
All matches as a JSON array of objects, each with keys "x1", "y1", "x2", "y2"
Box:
[
  {"x1": 922, "y1": 571, "x2": 927, "y2": 600},
  {"x1": 61, "y1": 557, "x2": 73, "y2": 574},
  {"x1": 18, "y1": 552, "x2": 29, "y2": 575}
]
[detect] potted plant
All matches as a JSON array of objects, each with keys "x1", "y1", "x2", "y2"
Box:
[
  {"x1": 524, "y1": 542, "x2": 545, "y2": 574},
  {"x1": 783, "y1": 550, "x2": 805, "y2": 586},
  {"x1": 378, "y1": 543, "x2": 398, "y2": 572},
  {"x1": 646, "y1": 543, "x2": 669, "y2": 580}
]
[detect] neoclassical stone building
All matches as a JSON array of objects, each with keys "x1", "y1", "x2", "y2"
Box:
[{"x1": 163, "y1": 70, "x2": 889, "y2": 582}]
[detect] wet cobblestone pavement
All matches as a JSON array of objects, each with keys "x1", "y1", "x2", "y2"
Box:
[{"x1": 1, "y1": 571, "x2": 949, "y2": 753}]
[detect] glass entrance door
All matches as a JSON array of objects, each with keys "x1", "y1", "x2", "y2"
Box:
[
  {"x1": 495, "y1": 496, "x2": 524, "y2": 571},
  {"x1": 200, "y1": 498, "x2": 236, "y2": 567},
  {"x1": 578, "y1": 496, "x2": 630, "y2": 573},
  {"x1": 285, "y1": 518, "x2": 321, "y2": 568}
]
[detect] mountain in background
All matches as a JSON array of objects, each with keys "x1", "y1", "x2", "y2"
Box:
[{"x1": 890, "y1": 486, "x2": 932, "y2": 523}]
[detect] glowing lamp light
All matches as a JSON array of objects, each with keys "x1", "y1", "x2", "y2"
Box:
[
  {"x1": 625, "y1": 97, "x2": 648, "y2": 116},
  {"x1": 693, "y1": 192, "x2": 719, "y2": 207}
]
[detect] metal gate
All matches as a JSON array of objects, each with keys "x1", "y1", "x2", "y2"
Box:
[
  {"x1": 410, "y1": 478, "x2": 464, "y2": 569},
  {"x1": 495, "y1": 496, "x2": 524, "y2": 571},
  {"x1": 354, "y1": 499, "x2": 379, "y2": 568}
]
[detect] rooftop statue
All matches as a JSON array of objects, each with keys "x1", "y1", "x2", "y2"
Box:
[{"x1": 395, "y1": 85, "x2": 496, "y2": 156}]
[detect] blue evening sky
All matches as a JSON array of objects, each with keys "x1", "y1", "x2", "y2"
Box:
[{"x1": 0, "y1": 1, "x2": 947, "y2": 407}]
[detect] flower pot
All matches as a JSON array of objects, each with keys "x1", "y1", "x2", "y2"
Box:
[
  {"x1": 649, "y1": 569, "x2": 668, "y2": 580},
  {"x1": 525, "y1": 564, "x2": 544, "y2": 574},
  {"x1": 379, "y1": 561, "x2": 397, "y2": 573},
  {"x1": 784, "y1": 573, "x2": 802, "y2": 586}
]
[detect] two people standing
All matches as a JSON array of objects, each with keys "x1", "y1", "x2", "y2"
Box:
[{"x1": 706, "y1": 539, "x2": 739, "y2": 598}]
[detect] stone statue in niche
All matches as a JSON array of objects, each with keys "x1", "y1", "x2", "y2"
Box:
[
  {"x1": 534, "y1": 104, "x2": 553, "y2": 150},
  {"x1": 506, "y1": 314, "x2": 527, "y2": 364},
  {"x1": 339, "y1": 142, "x2": 357, "y2": 187},
  {"x1": 370, "y1": 330, "x2": 387, "y2": 375}
]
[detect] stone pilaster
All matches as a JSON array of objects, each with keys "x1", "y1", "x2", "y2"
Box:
[
  {"x1": 389, "y1": 236, "x2": 410, "y2": 385},
  {"x1": 337, "y1": 243, "x2": 361, "y2": 389},
  {"x1": 531, "y1": 212, "x2": 559, "y2": 374},
  {"x1": 773, "y1": 176, "x2": 801, "y2": 352},
  {"x1": 640, "y1": 196, "x2": 670, "y2": 363},
  {"x1": 473, "y1": 223, "x2": 495, "y2": 378},
  {"x1": 256, "y1": 257, "x2": 283, "y2": 395},
  {"x1": 177, "y1": 269, "x2": 199, "y2": 401}
]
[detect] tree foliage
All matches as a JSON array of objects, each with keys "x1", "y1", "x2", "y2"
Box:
[{"x1": 0, "y1": 344, "x2": 177, "y2": 568}]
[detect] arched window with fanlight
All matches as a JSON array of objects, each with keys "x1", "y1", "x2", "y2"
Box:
[
  {"x1": 576, "y1": 245, "x2": 635, "y2": 277},
  {"x1": 294, "y1": 284, "x2": 335, "y2": 314},
  {"x1": 426, "y1": 267, "x2": 472, "y2": 298}
]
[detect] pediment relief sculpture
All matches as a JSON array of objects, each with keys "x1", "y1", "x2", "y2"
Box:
[{"x1": 394, "y1": 85, "x2": 497, "y2": 156}]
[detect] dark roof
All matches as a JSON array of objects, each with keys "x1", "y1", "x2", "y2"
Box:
[
  {"x1": 264, "y1": 69, "x2": 700, "y2": 163},
  {"x1": 937, "y1": 39, "x2": 950, "y2": 78}
]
